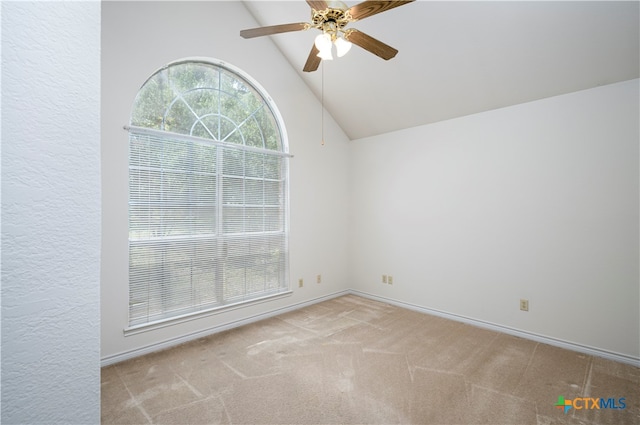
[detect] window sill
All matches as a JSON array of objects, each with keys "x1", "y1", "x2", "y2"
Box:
[{"x1": 123, "y1": 290, "x2": 293, "y2": 337}]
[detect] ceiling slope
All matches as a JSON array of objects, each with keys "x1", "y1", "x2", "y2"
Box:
[{"x1": 242, "y1": 1, "x2": 639, "y2": 140}]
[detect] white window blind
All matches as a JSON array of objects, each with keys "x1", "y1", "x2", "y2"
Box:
[{"x1": 127, "y1": 60, "x2": 290, "y2": 329}]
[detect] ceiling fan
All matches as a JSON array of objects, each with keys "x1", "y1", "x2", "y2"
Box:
[{"x1": 240, "y1": 0, "x2": 415, "y2": 72}]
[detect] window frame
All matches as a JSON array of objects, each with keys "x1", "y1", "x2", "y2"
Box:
[{"x1": 124, "y1": 58, "x2": 291, "y2": 334}]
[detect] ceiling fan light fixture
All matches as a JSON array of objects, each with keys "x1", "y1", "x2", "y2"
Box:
[
  {"x1": 317, "y1": 47, "x2": 334, "y2": 61},
  {"x1": 315, "y1": 32, "x2": 332, "y2": 51},
  {"x1": 315, "y1": 33, "x2": 334, "y2": 60},
  {"x1": 334, "y1": 36, "x2": 352, "y2": 57}
]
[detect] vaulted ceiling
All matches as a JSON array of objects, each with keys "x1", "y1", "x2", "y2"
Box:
[{"x1": 241, "y1": 1, "x2": 639, "y2": 140}]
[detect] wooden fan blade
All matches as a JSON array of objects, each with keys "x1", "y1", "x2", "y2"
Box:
[
  {"x1": 303, "y1": 44, "x2": 322, "y2": 72},
  {"x1": 348, "y1": 0, "x2": 415, "y2": 21},
  {"x1": 240, "y1": 23, "x2": 307, "y2": 39},
  {"x1": 344, "y1": 29, "x2": 398, "y2": 60},
  {"x1": 306, "y1": 0, "x2": 328, "y2": 10}
]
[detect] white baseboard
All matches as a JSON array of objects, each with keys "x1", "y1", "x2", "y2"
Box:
[
  {"x1": 101, "y1": 288, "x2": 639, "y2": 368},
  {"x1": 100, "y1": 290, "x2": 350, "y2": 367},
  {"x1": 349, "y1": 289, "x2": 640, "y2": 368}
]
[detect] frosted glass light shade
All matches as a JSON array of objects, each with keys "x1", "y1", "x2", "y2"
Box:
[
  {"x1": 335, "y1": 37, "x2": 352, "y2": 57},
  {"x1": 315, "y1": 33, "x2": 332, "y2": 53},
  {"x1": 317, "y1": 49, "x2": 334, "y2": 60}
]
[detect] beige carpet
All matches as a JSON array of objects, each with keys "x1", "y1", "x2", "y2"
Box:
[{"x1": 101, "y1": 295, "x2": 639, "y2": 424}]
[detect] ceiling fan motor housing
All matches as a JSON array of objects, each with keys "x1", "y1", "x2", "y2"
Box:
[{"x1": 311, "y1": 7, "x2": 352, "y2": 35}]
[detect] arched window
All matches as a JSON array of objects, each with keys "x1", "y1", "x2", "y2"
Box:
[{"x1": 127, "y1": 59, "x2": 290, "y2": 328}]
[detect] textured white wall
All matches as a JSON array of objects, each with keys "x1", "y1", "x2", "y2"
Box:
[
  {"x1": 101, "y1": 2, "x2": 350, "y2": 361},
  {"x1": 1, "y1": 2, "x2": 101, "y2": 423},
  {"x1": 349, "y1": 79, "x2": 639, "y2": 360}
]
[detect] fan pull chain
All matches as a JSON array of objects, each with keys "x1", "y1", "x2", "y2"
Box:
[{"x1": 321, "y1": 61, "x2": 325, "y2": 146}]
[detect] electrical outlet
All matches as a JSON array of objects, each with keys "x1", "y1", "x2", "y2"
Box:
[
  {"x1": 317, "y1": 274, "x2": 322, "y2": 284},
  {"x1": 520, "y1": 299, "x2": 529, "y2": 311},
  {"x1": 382, "y1": 275, "x2": 388, "y2": 284},
  {"x1": 388, "y1": 275, "x2": 394, "y2": 285},
  {"x1": 298, "y1": 278, "x2": 304, "y2": 288}
]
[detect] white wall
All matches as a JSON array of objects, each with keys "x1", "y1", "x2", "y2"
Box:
[
  {"x1": 1, "y1": 2, "x2": 101, "y2": 423},
  {"x1": 101, "y1": 1, "x2": 350, "y2": 362},
  {"x1": 349, "y1": 79, "x2": 639, "y2": 361},
  {"x1": 102, "y1": 1, "x2": 637, "y2": 365}
]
